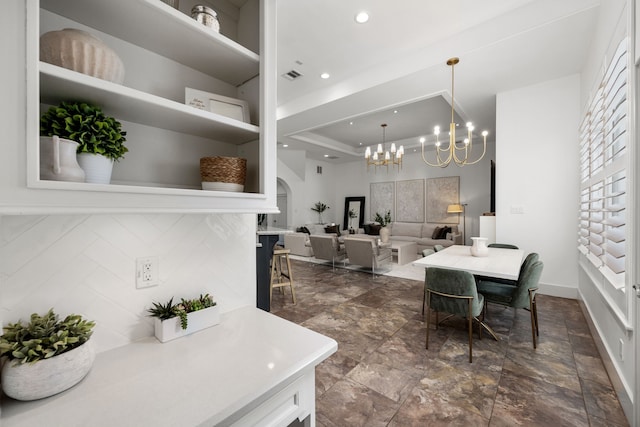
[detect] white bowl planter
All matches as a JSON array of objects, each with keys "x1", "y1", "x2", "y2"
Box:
[
  {"x1": 154, "y1": 305, "x2": 220, "y2": 343},
  {"x1": 1, "y1": 340, "x2": 95, "y2": 401},
  {"x1": 77, "y1": 153, "x2": 114, "y2": 184}
]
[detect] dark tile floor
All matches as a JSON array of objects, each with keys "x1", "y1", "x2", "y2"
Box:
[{"x1": 270, "y1": 259, "x2": 629, "y2": 427}]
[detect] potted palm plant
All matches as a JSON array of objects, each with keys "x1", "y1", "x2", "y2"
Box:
[
  {"x1": 311, "y1": 201, "x2": 330, "y2": 224},
  {"x1": 40, "y1": 101, "x2": 128, "y2": 184},
  {"x1": 0, "y1": 309, "x2": 96, "y2": 401},
  {"x1": 148, "y1": 293, "x2": 219, "y2": 343}
]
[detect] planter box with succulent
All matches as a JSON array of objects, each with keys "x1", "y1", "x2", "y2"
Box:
[
  {"x1": 0, "y1": 309, "x2": 96, "y2": 401},
  {"x1": 40, "y1": 101, "x2": 128, "y2": 184},
  {"x1": 148, "y1": 294, "x2": 219, "y2": 343}
]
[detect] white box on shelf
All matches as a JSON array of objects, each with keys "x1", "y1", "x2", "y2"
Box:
[{"x1": 154, "y1": 305, "x2": 221, "y2": 342}]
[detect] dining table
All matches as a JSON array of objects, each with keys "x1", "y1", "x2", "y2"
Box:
[{"x1": 412, "y1": 244, "x2": 525, "y2": 280}]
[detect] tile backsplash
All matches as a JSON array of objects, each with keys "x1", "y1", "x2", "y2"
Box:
[{"x1": 0, "y1": 213, "x2": 256, "y2": 354}]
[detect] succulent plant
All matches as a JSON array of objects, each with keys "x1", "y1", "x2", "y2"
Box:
[
  {"x1": 148, "y1": 294, "x2": 216, "y2": 330},
  {"x1": 0, "y1": 309, "x2": 95, "y2": 365}
]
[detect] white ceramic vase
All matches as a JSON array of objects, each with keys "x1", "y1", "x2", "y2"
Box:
[
  {"x1": 470, "y1": 237, "x2": 489, "y2": 257},
  {"x1": 39, "y1": 136, "x2": 86, "y2": 182},
  {"x1": 154, "y1": 305, "x2": 221, "y2": 343},
  {"x1": 77, "y1": 153, "x2": 114, "y2": 184},
  {"x1": 1, "y1": 340, "x2": 95, "y2": 401},
  {"x1": 40, "y1": 28, "x2": 125, "y2": 84},
  {"x1": 379, "y1": 226, "x2": 391, "y2": 243}
]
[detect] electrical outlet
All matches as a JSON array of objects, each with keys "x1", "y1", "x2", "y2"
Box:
[{"x1": 136, "y1": 256, "x2": 159, "y2": 289}]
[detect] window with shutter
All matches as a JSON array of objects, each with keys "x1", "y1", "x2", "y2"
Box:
[{"x1": 578, "y1": 37, "x2": 627, "y2": 291}]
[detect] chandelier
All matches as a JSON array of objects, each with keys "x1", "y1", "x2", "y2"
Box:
[
  {"x1": 421, "y1": 57, "x2": 488, "y2": 167},
  {"x1": 365, "y1": 123, "x2": 403, "y2": 171}
]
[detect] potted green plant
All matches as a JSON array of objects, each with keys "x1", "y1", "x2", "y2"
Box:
[
  {"x1": 40, "y1": 101, "x2": 128, "y2": 184},
  {"x1": 374, "y1": 210, "x2": 392, "y2": 243},
  {"x1": 0, "y1": 309, "x2": 96, "y2": 401},
  {"x1": 148, "y1": 294, "x2": 219, "y2": 342},
  {"x1": 311, "y1": 201, "x2": 330, "y2": 224}
]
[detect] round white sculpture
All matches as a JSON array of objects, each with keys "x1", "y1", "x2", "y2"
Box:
[
  {"x1": 470, "y1": 237, "x2": 489, "y2": 257},
  {"x1": 1, "y1": 340, "x2": 95, "y2": 401},
  {"x1": 379, "y1": 226, "x2": 391, "y2": 243},
  {"x1": 40, "y1": 28, "x2": 125, "y2": 84}
]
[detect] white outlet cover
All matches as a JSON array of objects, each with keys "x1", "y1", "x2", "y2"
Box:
[{"x1": 136, "y1": 256, "x2": 159, "y2": 288}]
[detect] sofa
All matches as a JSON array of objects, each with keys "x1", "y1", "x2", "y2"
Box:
[
  {"x1": 284, "y1": 223, "x2": 348, "y2": 257},
  {"x1": 386, "y1": 222, "x2": 462, "y2": 254}
]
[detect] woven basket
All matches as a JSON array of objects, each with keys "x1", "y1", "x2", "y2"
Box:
[{"x1": 200, "y1": 156, "x2": 246, "y2": 186}]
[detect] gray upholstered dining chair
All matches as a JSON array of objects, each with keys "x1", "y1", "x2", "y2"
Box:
[
  {"x1": 344, "y1": 237, "x2": 392, "y2": 277},
  {"x1": 476, "y1": 255, "x2": 544, "y2": 348},
  {"x1": 308, "y1": 234, "x2": 346, "y2": 271},
  {"x1": 424, "y1": 267, "x2": 485, "y2": 363}
]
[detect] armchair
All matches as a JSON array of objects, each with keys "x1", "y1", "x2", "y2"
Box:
[
  {"x1": 424, "y1": 267, "x2": 486, "y2": 363},
  {"x1": 308, "y1": 234, "x2": 346, "y2": 271},
  {"x1": 284, "y1": 232, "x2": 313, "y2": 257},
  {"x1": 476, "y1": 254, "x2": 543, "y2": 348},
  {"x1": 344, "y1": 237, "x2": 392, "y2": 277}
]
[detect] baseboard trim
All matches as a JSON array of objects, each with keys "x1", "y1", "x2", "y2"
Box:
[{"x1": 538, "y1": 282, "x2": 578, "y2": 299}]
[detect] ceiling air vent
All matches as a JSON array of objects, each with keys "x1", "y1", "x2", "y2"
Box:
[
  {"x1": 282, "y1": 69, "x2": 303, "y2": 81},
  {"x1": 325, "y1": 155, "x2": 339, "y2": 160}
]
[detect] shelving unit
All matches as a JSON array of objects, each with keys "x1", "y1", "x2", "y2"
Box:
[{"x1": 0, "y1": 0, "x2": 277, "y2": 214}]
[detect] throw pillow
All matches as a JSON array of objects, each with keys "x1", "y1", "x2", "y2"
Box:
[
  {"x1": 324, "y1": 224, "x2": 340, "y2": 235},
  {"x1": 437, "y1": 226, "x2": 451, "y2": 239},
  {"x1": 369, "y1": 224, "x2": 381, "y2": 236},
  {"x1": 431, "y1": 226, "x2": 443, "y2": 239},
  {"x1": 300, "y1": 226, "x2": 311, "y2": 234}
]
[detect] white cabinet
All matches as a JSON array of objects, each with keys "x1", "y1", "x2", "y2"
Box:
[{"x1": 0, "y1": 0, "x2": 277, "y2": 214}]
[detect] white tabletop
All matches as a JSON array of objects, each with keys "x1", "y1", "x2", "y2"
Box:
[
  {"x1": 1, "y1": 306, "x2": 337, "y2": 427},
  {"x1": 412, "y1": 245, "x2": 524, "y2": 280}
]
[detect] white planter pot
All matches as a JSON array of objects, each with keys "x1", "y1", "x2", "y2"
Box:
[
  {"x1": 470, "y1": 237, "x2": 489, "y2": 257},
  {"x1": 1, "y1": 340, "x2": 95, "y2": 401},
  {"x1": 154, "y1": 305, "x2": 221, "y2": 343},
  {"x1": 379, "y1": 226, "x2": 391, "y2": 243},
  {"x1": 77, "y1": 153, "x2": 114, "y2": 184}
]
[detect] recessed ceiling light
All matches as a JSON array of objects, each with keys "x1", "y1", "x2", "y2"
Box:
[
  {"x1": 393, "y1": 110, "x2": 398, "y2": 114},
  {"x1": 320, "y1": 72, "x2": 330, "y2": 79},
  {"x1": 324, "y1": 154, "x2": 329, "y2": 157},
  {"x1": 349, "y1": 121, "x2": 354, "y2": 125},
  {"x1": 355, "y1": 11, "x2": 369, "y2": 24},
  {"x1": 283, "y1": 144, "x2": 288, "y2": 148}
]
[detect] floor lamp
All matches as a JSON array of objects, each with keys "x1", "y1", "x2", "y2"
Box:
[{"x1": 447, "y1": 203, "x2": 467, "y2": 245}]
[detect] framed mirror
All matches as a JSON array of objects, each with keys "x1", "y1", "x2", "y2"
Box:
[{"x1": 343, "y1": 196, "x2": 365, "y2": 232}]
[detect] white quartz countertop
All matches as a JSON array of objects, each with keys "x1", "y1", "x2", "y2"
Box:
[
  {"x1": 0, "y1": 306, "x2": 337, "y2": 427},
  {"x1": 256, "y1": 227, "x2": 293, "y2": 235}
]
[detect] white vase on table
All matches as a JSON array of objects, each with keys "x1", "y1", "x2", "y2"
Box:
[{"x1": 470, "y1": 237, "x2": 489, "y2": 257}]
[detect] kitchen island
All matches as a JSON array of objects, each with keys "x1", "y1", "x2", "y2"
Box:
[{"x1": 0, "y1": 306, "x2": 337, "y2": 427}]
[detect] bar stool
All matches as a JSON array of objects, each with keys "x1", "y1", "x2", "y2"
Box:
[{"x1": 270, "y1": 248, "x2": 296, "y2": 306}]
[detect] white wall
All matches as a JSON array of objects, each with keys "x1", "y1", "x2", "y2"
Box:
[
  {"x1": 0, "y1": 214, "x2": 256, "y2": 355},
  {"x1": 277, "y1": 155, "x2": 338, "y2": 227},
  {"x1": 496, "y1": 74, "x2": 580, "y2": 298}
]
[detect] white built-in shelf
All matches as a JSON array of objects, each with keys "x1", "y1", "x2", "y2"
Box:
[
  {"x1": 40, "y1": 62, "x2": 260, "y2": 144},
  {"x1": 39, "y1": 0, "x2": 260, "y2": 86}
]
